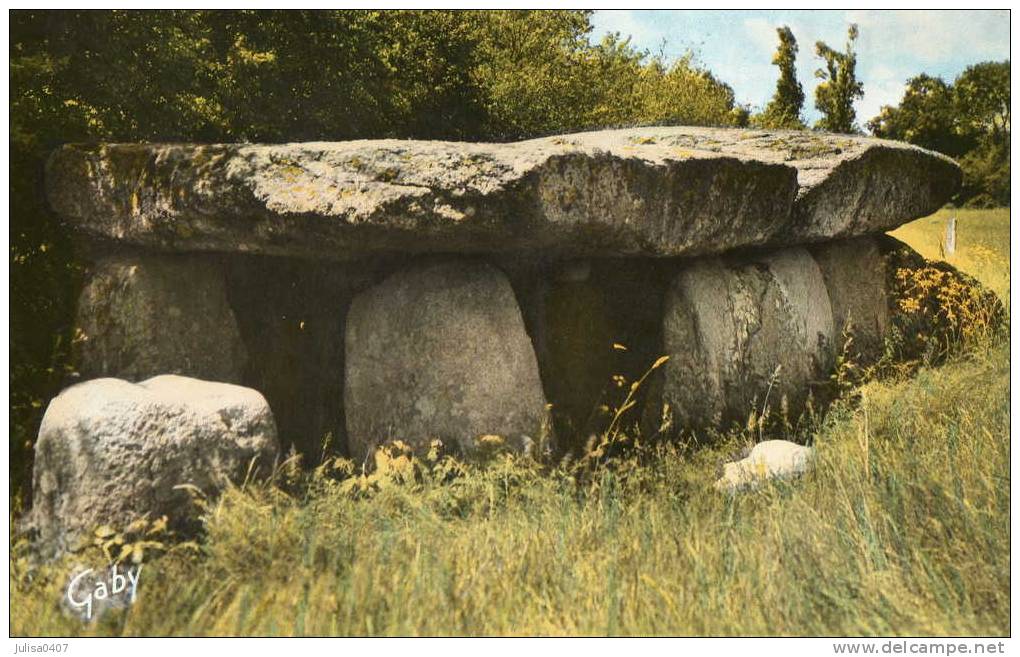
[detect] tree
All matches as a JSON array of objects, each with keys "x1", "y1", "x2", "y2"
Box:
[
  {"x1": 813, "y1": 24, "x2": 864, "y2": 133},
  {"x1": 864, "y1": 60, "x2": 1009, "y2": 207},
  {"x1": 631, "y1": 52, "x2": 749, "y2": 128},
  {"x1": 953, "y1": 61, "x2": 1010, "y2": 144},
  {"x1": 954, "y1": 61, "x2": 1010, "y2": 206},
  {"x1": 867, "y1": 74, "x2": 971, "y2": 156},
  {"x1": 757, "y1": 26, "x2": 805, "y2": 129}
]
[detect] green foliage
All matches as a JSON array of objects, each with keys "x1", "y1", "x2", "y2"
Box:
[
  {"x1": 8, "y1": 9, "x2": 749, "y2": 503},
  {"x1": 472, "y1": 19, "x2": 748, "y2": 138},
  {"x1": 956, "y1": 140, "x2": 1010, "y2": 207},
  {"x1": 813, "y1": 24, "x2": 864, "y2": 134},
  {"x1": 880, "y1": 211, "x2": 1008, "y2": 372},
  {"x1": 754, "y1": 26, "x2": 805, "y2": 130},
  {"x1": 890, "y1": 208, "x2": 1010, "y2": 304},
  {"x1": 631, "y1": 54, "x2": 751, "y2": 128},
  {"x1": 867, "y1": 75, "x2": 970, "y2": 155},
  {"x1": 867, "y1": 61, "x2": 1009, "y2": 207},
  {"x1": 952, "y1": 63, "x2": 1010, "y2": 207},
  {"x1": 954, "y1": 61, "x2": 1010, "y2": 142}
]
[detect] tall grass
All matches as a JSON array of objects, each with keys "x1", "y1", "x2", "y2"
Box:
[
  {"x1": 10, "y1": 342, "x2": 1009, "y2": 636},
  {"x1": 10, "y1": 211, "x2": 1010, "y2": 636}
]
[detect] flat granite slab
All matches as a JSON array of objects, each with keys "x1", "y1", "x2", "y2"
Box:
[{"x1": 45, "y1": 126, "x2": 960, "y2": 260}]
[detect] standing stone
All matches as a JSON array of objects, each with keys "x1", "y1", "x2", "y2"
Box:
[
  {"x1": 945, "y1": 216, "x2": 957, "y2": 255},
  {"x1": 344, "y1": 260, "x2": 549, "y2": 462},
  {"x1": 658, "y1": 247, "x2": 835, "y2": 430},
  {"x1": 809, "y1": 237, "x2": 889, "y2": 364},
  {"x1": 75, "y1": 253, "x2": 246, "y2": 383},
  {"x1": 29, "y1": 375, "x2": 278, "y2": 558},
  {"x1": 223, "y1": 255, "x2": 393, "y2": 462}
]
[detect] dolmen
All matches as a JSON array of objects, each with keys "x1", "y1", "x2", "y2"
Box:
[{"x1": 33, "y1": 126, "x2": 986, "y2": 549}]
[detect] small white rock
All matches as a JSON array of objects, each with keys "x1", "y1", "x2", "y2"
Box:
[{"x1": 715, "y1": 440, "x2": 814, "y2": 492}]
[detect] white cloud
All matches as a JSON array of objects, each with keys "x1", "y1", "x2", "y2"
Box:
[
  {"x1": 857, "y1": 67, "x2": 908, "y2": 126},
  {"x1": 590, "y1": 10, "x2": 668, "y2": 54},
  {"x1": 589, "y1": 10, "x2": 1009, "y2": 128},
  {"x1": 846, "y1": 10, "x2": 1010, "y2": 64},
  {"x1": 742, "y1": 17, "x2": 780, "y2": 55}
]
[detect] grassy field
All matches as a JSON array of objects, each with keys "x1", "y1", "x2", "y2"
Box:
[
  {"x1": 892, "y1": 208, "x2": 1010, "y2": 304},
  {"x1": 10, "y1": 210, "x2": 1010, "y2": 637}
]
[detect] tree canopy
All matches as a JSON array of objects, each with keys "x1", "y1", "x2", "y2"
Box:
[
  {"x1": 867, "y1": 60, "x2": 1010, "y2": 207},
  {"x1": 754, "y1": 26, "x2": 805, "y2": 129},
  {"x1": 813, "y1": 24, "x2": 864, "y2": 134}
]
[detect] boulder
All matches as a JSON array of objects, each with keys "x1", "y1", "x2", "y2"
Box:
[
  {"x1": 809, "y1": 236, "x2": 890, "y2": 364},
  {"x1": 344, "y1": 260, "x2": 549, "y2": 462},
  {"x1": 658, "y1": 247, "x2": 835, "y2": 430},
  {"x1": 29, "y1": 375, "x2": 278, "y2": 557},
  {"x1": 45, "y1": 127, "x2": 959, "y2": 260},
  {"x1": 75, "y1": 253, "x2": 246, "y2": 383},
  {"x1": 715, "y1": 440, "x2": 814, "y2": 492}
]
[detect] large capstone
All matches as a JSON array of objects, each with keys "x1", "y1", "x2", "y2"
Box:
[
  {"x1": 29, "y1": 375, "x2": 278, "y2": 558},
  {"x1": 74, "y1": 253, "x2": 246, "y2": 383},
  {"x1": 344, "y1": 260, "x2": 549, "y2": 462},
  {"x1": 657, "y1": 247, "x2": 835, "y2": 430},
  {"x1": 45, "y1": 127, "x2": 959, "y2": 260}
]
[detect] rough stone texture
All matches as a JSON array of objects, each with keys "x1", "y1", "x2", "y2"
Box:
[
  {"x1": 29, "y1": 375, "x2": 278, "y2": 557},
  {"x1": 75, "y1": 253, "x2": 246, "y2": 383},
  {"x1": 45, "y1": 127, "x2": 959, "y2": 260},
  {"x1": 344, "y1": 260, "x2": 549, "y2": 462},
  {"x1": 658, "y1": 247, "x2": 835, "y2": 430},
  {"x1": 810, "y1": 236, "x2": 890, "y2": 364},
  {"x1": 715, "y1": 440, "x2": 814, "y2": 492}
]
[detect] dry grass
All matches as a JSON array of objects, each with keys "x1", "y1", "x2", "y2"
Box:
[
  {"x1": 10, "y1": 209, "x2": 1010, "y2": 637},
  {"x1": 891, "y1": 208, "x2": 1009, "y2": 305}
]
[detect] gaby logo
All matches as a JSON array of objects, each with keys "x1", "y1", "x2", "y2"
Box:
[{"x1": 66, "y1": 563, "x2": 142, "y2": 620}]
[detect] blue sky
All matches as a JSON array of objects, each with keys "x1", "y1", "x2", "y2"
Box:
[{"x1": 589, "y1": 10, "x2": 1010, "y2": 129}]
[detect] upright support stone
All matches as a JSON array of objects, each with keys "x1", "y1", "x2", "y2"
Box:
[
  {"x1": 344, "y1": 260, "x2": 549, "y2": 462},
  {"x1": 657, "y1": 247, "x2": 835, "y2": 431},
  {"x1": 75, "y1": 253, "x2": 247, "y2": 383},
  {"x1": 809, "y1": 236, "x2": 890, "y2": 365},
  {"x1": 533, "y1": 260, "x2": 614, "y2": 441}
]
